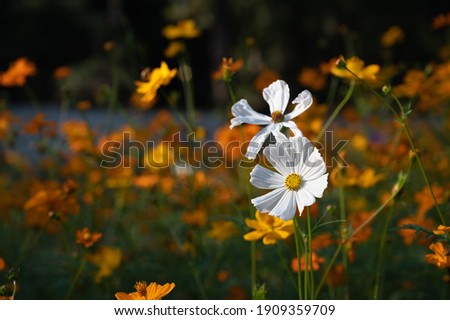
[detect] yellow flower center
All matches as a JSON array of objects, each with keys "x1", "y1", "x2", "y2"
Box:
[
  {"x1": 285, "y1": 173, "x2": 302, "y2": 191},
  {"x1": 271, "y1": 111, "x2": 285, "y2": 123},
  {"x1": 134, "y1": 281, "x2": 147, "y2": 297}
]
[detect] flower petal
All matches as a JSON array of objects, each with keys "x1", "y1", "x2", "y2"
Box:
[
  {"x1": 282, "y1": 120, "x2": 303, "y2": 137},
  {"x1": 229, "y1": 99, "x2": 272, "y2": 128},
  {"x1": 251, "y1": 187, "x2": 286, "y2": 213},
  {"x1": 262, "y1": 80, "x2": 290, "y2": 114},
  {"x1": 297, "y1": 188, "x2": 316, "y2": 207},
  {"x1": 250, "y1": 165, "x2": 285, "y2": 189},
  {"x1": 263, "y1": 136, "x2": 296, "y2": 176},
  {"x1": 303, "y1": 174, "x2": 328, "y2": 198},
  {"x1": 245, "y1": 124, "x2": 275, "y2": 159},
  {"x1": 285, "y1": 90, "x2": 313, "y2": 121},
  {"x1": 243, "y1": 230, "x2": 265, "y2": 241},
  {"x1": 269, "y1": 190, "x2": 296, "y2": 221}
]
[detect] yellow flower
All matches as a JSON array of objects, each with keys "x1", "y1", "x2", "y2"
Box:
[
  {"x1": 164, "y1": 41, "x2": 186, "y2": 58},
  {"x1": 331, "y1": 56, "x2": 379, "y2": 82},
  {"x1": 115, "y1": 281, "x2": 175, "y2": 300},
  {"x1": 433, "y1": 225, "x2": 450, "y2": 235},
  {"x1": 330, "y1": 166, "x2": 384, "y2": 189},
  {"x1": 243, "y1": 211, "x2": 294, "y2": 245},
  {"x1": 425, "y1": 242, "x2": 450, "y2": 269},
  {"x1": 380, "y1": 26, "x2": 404, "y2": 47},
  {"x1": 88, "y1": 246, "x2": 122, "y2": 283},
  {"x1": 297, "y1": 67, "x2": 327, "y2": 91},
  {"x1": 207, "y1": 220, "x2": 239, "y2": 241},
  {"x1": 162, "y1": 19, "x2": 201, "y2": 39},
  {"x1": 135, "y1": 62, "x2": 177, "y2": 103}
]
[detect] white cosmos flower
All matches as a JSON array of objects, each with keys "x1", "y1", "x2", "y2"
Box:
[
  {"x1": 250, "y1": 132, "x2": 328, "y2": 221},
  {"x1": 229, "y1": 79, "x2": 313, "y2": 159}
]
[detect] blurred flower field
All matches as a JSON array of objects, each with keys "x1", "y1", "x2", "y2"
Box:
[{"x1": 0, "y1": 4, "x2": 450, "y2": 300}]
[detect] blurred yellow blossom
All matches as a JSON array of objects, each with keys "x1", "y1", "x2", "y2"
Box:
[
  {"x1": 162, "y1": 19, "x2": 201, "y2": 39},
  {"x1": 135, "y1": 62, "x2": 177, "y2": 103},
  {"x1": 330, "y1": 166, "x2": 384, "y2": 189},
  {"x1": 88, "y1": 246, "x2": 122, "y2": 283},
  {"x1": 0, "y1": 257, "x2": 5, "y2": 271},
  {"x1": 0, "y1": 57, "x2": 36, "y2": 87},
  {"x1": 116, "y1": 281, "x2": 175, "y2": 300},
  {"x1": 76, "y1": 100, "x2": 92, "y2": 111},
  {"x1": 182, "y1": 208, "x2": 207, "y2": 227},
  {"x1": 331, "y1": 56, "x2": 379, "y2": 82},
  {"x1": 425, "y1": 242, "x2": 450, "y2": 269},
  {"x1": 207, "y1": 220, "x2": 239, "y2": 241},
  {"x1": 164, "y1": 41, "x2": 186, "y2": 58},
  {"x1": 380, "y1": 26, "x2": 404, "y2": 47},
  {"x1": 243, "y1": 211, "x2": 294, "y2": 245},
  {"x1": 253, "y1": 69, "x2": 280, "y2": 92}
]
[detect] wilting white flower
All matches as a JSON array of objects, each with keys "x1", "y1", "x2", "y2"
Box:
[
  {"x1": 229, "y1": 80, "x2": 312, "y2": 159},
  {"x1": 250, "y1": 132, "x2": 328, "y2": 221}
]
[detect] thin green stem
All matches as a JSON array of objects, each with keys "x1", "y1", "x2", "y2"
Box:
[
  {"x1": 373, "y1": 200, "x2": 396, "y2": 300},
  {"x1": 179, "y1": 53, "x2": 196, "y2": 128},
  {"x1": 11, "y1": 280, "x2": 17, "y2": 300},
  {"x1": 306, "y1": 207, "x2": 315, "y2": 299},
  {"x1": 338, "y1": 176, "x2": 349, "y2": 299},
  {"x1": 315, "y1": 80, "x2": 355, "y2": 141},
  {"x1": 276, "y1": 243, "x2": 297, "y2": 291},
  {"x1": 293, "y1": 216, "x2": 303, "y2": 300},
  {"x1": 160, "y1": 90, "x2": 194, "y2": 133},
  {"x1": 315, "y1": 163, "x2": 413, "y2": 298},
  {"x1": 343, "y1": 66, "x2": 446, "y2": 225},
  {"x1": 65, "y1": 258, "x2": 87, "y2": 299},
  {"x1": 225, "y1": 80, "x2": 237, "y2": 104}
]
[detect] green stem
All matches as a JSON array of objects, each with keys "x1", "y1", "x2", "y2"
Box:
[
  {"x1": 343, "y1": 66, "x2": 446, "y2": 225},
  {"x1": 65, "y1": 258, "x2": 87, "y2": 299},
  {"x1": 160, "y1": 90, "x2": 194, "y2": 133},
  {"x1": 315, "y1": 80, "x2": 355, "y2": 141},
  {"x1": 226, "y1": 80, "x2": 237, "y2": 104},
  {"x1": 276, "y1": 243, "x2": 298, "y2": 291},
  {"x1": 293, "y1": 216, "x2": 303, "y2": 300},
  {"x1": 315, "y1": 162, "x2": 413, "y2": 298},
  {"x1": 338, "y1": 176, "x2": 349, "y2": 299},
  {"x1": 373, "y1": 200, "x2": 396, "y2": 299},
  {"x1": 179, "y1": 54, "x2": 196, "y2": 128},
  {"x1": 11, "y1": 280, "x2": 17, "y2": 300},
  {"x1": 306, "y1": 207, "x2": 314, "y2": 299}
]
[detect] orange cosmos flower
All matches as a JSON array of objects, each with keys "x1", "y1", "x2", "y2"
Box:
[
  {"x1": 162, "y1": 19, "x2": 201, "y2": 39},
  {"x1": 135, "y1": 62, "x2": 177, "y2": 103},
  {"x1": 425, "y1": 242, "x2": 450, "y2": 269},
  {"x1": 415, "y1": 185, "x2": 446, "y2": 218},
  {"x1": 432, "y1": 13, "x2": 450, "y2": 30},
  {"x1": 62, "y1": 120, "x2": 95, "y2": 153},
  {"x1": 24, "y1": 180, "x2": 80, "y2": 233},
  {"x1": 24, "y1": 112, "x2": 55, "y2": 134},
  {"x1": 0, "y1": 257, "x2": 5, "y2": 271},
  {"x1": 75, "y1": 227, "x2": 102, "y2": 248},
  {"x1": 214, "y1": 124, "x2": 262, "y2": 162},
  {"x1": 243, "y1": 210, "x2": 294, "y2": 245},
  {"x1": 433, "y1": 225, "x2": 450, "y2": 235},
  {"x1": 53, "y1": 66, "x2": 71, "y2": 79},
  {"x1": 0, "y1": 57, "x2": 36, "y2": 87},
  {"x1": 212, "y1": 57, "x2": 244, "y2": 81},
  {"x1": 291, "y1": 252, "x2": 325, "y2": 272},
  {"x1": 116, "y1": 281, "x2": 175, "y2": 300},
  {"x1": 297, "y1": 67, "x2": 327, "y2": 91},
  {"x1": 253, "y1": 69, "x2": 280, "y2": 92}
]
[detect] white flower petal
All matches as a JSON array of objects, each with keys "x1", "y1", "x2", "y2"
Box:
[
  {"x1": 269, "y1": 190, "x2": 297, "y2": 221},
  {"x1": 303, "y1": 174, "x2": 328, "y2": 198},
  {"x1": 262, "y1": 80, "x2": 290, "y2": 114},
  {"x1": 297, "y1": 188, "x2": 316, "y2": 207},
  {"x1": 251, "y1": 187, "x2": 286, "y2": 213},
  {"x1": 263, "y1": 137, "x2": 295, "y2": 176},
  {"x1": 245, "y1": 124, "x2": 275, "y2": 159},
  {"x1": 295, "y1": 190, "x2": 309, "y2": 216},
  {"x1": 229, "y1": 99, "x2": 271, "y2": 128},
  {"x1": 285, "y1": 90, "x2": 313, "y2": 121},
  {"x1": 250, "y1": 165, "x2": 285, "y2": 189},
  {"x1": 282, "y1": 120, "x2": 303, "y2": 137}
]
